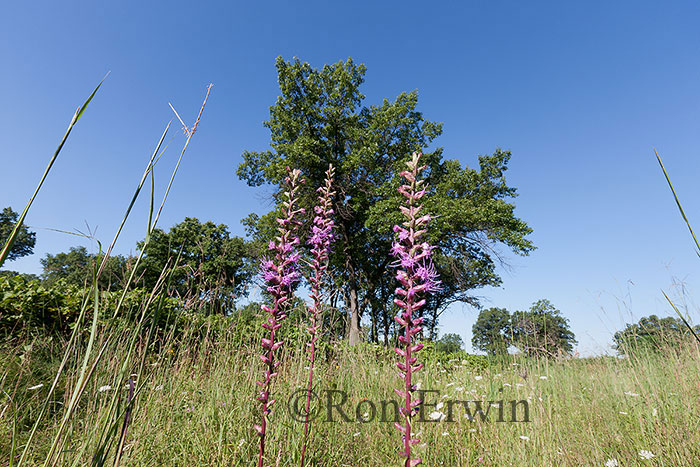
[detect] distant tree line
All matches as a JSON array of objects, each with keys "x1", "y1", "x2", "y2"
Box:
[
  {"x1": 471, "y1": 299, "x2": 577, "y2": 358},
  {"x1": 613, "y1": 314, "x2": 700, "y2": 356}
]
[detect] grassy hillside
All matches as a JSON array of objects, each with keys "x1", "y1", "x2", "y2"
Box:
[{"x1": 2, "y1": 325, "x2": 698, "y2": 466}]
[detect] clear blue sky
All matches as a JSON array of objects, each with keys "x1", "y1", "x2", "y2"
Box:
[{"x1": 2, "y1": 1, "x2": 700, "y2": 355}]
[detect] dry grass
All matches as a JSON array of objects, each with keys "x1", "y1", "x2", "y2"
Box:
[{"x1": 3, "y1": 326, "x2": 699, "y2": 466}]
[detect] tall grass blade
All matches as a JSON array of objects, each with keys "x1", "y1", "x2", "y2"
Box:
[
  {"x1": 0, "y1": 77, "x2": 106, "y2": 267},
  {"x1": 655, "y1": 149, "x2": 700, "y2": 257},
  {"x1": 662, "y1": 290, "x2": 700, "y2": 345},
  {"x1": 655, "y1": 149, "x2": 700, "y2": 346},
  {"x1": 43, "y1": 239, "x2": 105, "y2": 466},
  {"x1": 87, "y1": 85, "x2": 212, "y2": 465}
]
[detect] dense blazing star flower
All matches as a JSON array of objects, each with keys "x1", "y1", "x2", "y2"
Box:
[
  {"x1": 300, "y1": 164, "x2": 336, "y2": 467},
  {"x1": 415, "y1": 261, "x2": 441, "y2": 293},
  {"x1": 391, "y1": 152, "x2": 441, "y2": 467},
  {"x1": 255, "y1": 167, "x2": 305, "y2": 467}
]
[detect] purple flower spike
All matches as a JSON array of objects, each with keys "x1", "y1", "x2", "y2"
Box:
[
  {"x1": 256, "y1": 167, "x2": 304, "y2": 467},
  {"x1": 300, "y1": 164, "x2": 335, "y2": 467},
  {"x1": 391, "y1": 152, "x2": 440, "y2": 467}
]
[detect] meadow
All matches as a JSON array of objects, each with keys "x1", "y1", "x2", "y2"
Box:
[
  {"x1": 2, "y1": 323, "x2": 699, "y2": 466},
  {"x1": 2, "y1": 78, "x2": 700, "y2": 467}
]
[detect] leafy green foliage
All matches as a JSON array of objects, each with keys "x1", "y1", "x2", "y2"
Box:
[
  {"x1": 511, "y1": 299, "x2": 576, "y2": 358},
  {"x1": 472, "y1": 307, "x2": 511, "y2": 356},
  {"x1": 0, "y1": 275, "x2": 84, "y2": 335},
  {"x1": 420, "y1": 340, "x2": 488, "y2": 371},
  {"x1": 138, "y1": 217, "x2": 252, "y2": 314},
  {"x1": 614, "y1": 314, "x2": 700, "y2": 355},
  {"x1": 41, "y1": 246, "x2": 128, "y2": 290},
  {"x1": 0, "y1": 275, "x2": 184, "y2": 337},
  {"x1": 0, "y1": 207, "x2": 36, "y2": 262},
  {"x1": 0, "y1": 270, "x2": 40, "y2": 281},
  {"x1": 238, "y1": 57, "x2": 534, "y2": 343},
  {"x1": 434, "y1": 332, "x2": 464, "y2": 354}
]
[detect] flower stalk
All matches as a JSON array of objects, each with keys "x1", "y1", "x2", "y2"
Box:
[
  {"x1": 255, "y1": 167, "x2": 305, "y2": 467},
  {"x1": 300, "y1": 164, "x2": 335, "y2": 467},
  {"x1": 391, "y1": 152, "x2": 441, "y2": 467}
]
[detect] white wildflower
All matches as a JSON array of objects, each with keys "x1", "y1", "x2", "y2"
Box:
[
  {"x1": 619, "y1": 411, "x2": 628, "y2": 415},
  {"x1": 624, "y1": 391, "x2": 639, "y2": 397},
  {"x1": 652, "y1": 408, "x2": 658, "y2": 417},
  {"x1": 474, "y1": 375, "x2": 483, "y2": 381},
  {"x1": 429, "y1": 411, "x2": 446, "y2": 421},
  {"x1": 639, "y1": 450, "x2": 655, "y2": 460},
  {"x1": 605, "y1": 459, "x2": 618, "y2": 467},
  {"x1": 436, "y1": 402, "x2": 444, "y2": 410},
  {"x1": 455, "y1": 386, "x2": 464, "y2": 392},
  {"x1": 445, "y1": 382, "x2": 455, "y2": 388},
  {"x1": 441, "y1": 431, "x2": 450, "y2": 436},
  {"x1": 353, "y1": 432, "x2": 361, "y2": 437},
  {"x1": 539, "y1": 376, "x2": 547, "y2": 380},
  {"x1": 519, "y1": 435, "x2": 529, "y2": 441},
  {"x1": 98, "y1": 385, "x2": 112, "y2": 392}
]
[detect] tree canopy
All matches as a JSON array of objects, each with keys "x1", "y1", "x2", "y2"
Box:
[
  {"x1": 0, "y1": 207, "x2": 36, "y2": 262},
  {"x1": 238, "y1": 56, "x2": 534, "y2": 345},
  {"x1": 510, "y1": 299, "x2": 576, "y2": 357},
  {"x1": 138, "y1": 217, "x2": 252, "y2": 314},
  {"x1": 472, "y1": 307, "x2": 511, "y2": 356},
  {"x1": 613, "y1": 314, "x2": 700, "y2": 355},
  {"x1": 41, "y1": 246, "x2": 128, "y2": 290},
  {"x1": 434, "y1": 333, "x2": 464, "y2": 354}
]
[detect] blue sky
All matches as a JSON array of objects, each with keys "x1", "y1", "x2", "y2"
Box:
[{"x1": 2, "y1": 1, "x2": 700, "y2": 355}]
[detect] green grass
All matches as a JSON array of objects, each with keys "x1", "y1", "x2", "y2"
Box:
[{"x1": 2, "y1": 327, "x2": 699, "y2": 466}]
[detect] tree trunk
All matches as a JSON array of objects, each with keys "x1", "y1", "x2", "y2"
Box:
[
  {"x1": 382, "y1": 306, "x2": 390, "y2": 346},
  {"x1": 347, "y1": 284, "x2": 360, "y2": 345}
]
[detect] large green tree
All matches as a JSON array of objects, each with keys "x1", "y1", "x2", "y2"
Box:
[
  {"x1": 434, "y1": 332, "x2": 465, "y2": 354},
  {"x1": 0, "y1": 207, "x2": 36, "y2": 262},
  {"x1": 511, "y1": 299, "x2": 576, "y2": 357},
  {"x1": 613, "y1": 314, "x2": 700, "y2": 355},
  {"x1": 41, "y1": 246, "x2": 128, "y2": 290},
  {"x1": 238, "y1": 57, "x2": 534, "y2": 344},
  {"x1": 472, "y1": 307, "x2": 511, "y2": 356},
  {"x1": 138, "y1": 217, "x2": 252, "y2": 314}
]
